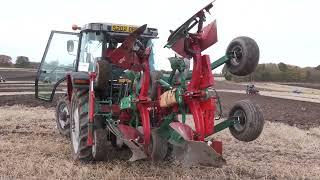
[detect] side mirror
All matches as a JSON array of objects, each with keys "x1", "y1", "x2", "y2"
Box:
[{"x1": 67, "y1": 40, "x2": 75, "y2": 53}]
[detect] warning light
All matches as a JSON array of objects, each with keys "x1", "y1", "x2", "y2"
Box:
[{"x1": 72, "y1": 24, "x2": 81, "y2": 31}]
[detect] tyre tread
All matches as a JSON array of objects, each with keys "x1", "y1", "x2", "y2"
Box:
[{"x1": 229, "y1": 99, "x2": 264, "y2": 142}]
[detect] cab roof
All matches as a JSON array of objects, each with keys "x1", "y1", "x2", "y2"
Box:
[{"x1": 81, "y1": 23, "x2": 158, "y2": 39}]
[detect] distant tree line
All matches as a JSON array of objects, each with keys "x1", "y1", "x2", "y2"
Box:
[
  {"x1": 223, "y1": 62, "x2": 320, "y2": 83},
  {"x1": 0, "y1": 54, "x2": 39, "y2": 68}
]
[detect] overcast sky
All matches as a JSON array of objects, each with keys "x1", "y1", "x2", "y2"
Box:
[{"x1": 0, "y1": 0, "x2": 319, "y2": 72}]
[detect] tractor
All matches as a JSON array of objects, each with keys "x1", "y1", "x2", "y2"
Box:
[
  {"x1": 246, "y1": 84, "x2": 260, "y2": 95},
  {"x1": 35, "y1": 1, "x2": 264, "y2": 167}
]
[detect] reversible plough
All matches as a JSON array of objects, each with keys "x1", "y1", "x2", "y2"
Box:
[{"x1": 35, "y1": 1, "x2": 264, "y2": 167}]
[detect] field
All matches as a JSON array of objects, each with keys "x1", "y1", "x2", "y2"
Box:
[
  {"x1": 0, "y1": 67, "x2": 36, "y2": 81},
  {"x1": 281, "y1": 83, "x2": 320, "y2": 90},
  {"x1": 1, "y1": 68, "x2": 320, "y2": 179}
]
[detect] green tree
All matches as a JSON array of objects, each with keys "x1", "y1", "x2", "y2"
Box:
[
  {"x1": 260, "y1": 71, "x2": 271, "y2": 81},
  {"x1": 15, "y1": 56, "x2": 30, "y2": 68},
  {"x1": 0, "y1": 55, "x2": 13, "y2": 67},
  {"x1": 278, "y1": 62, "x2": 288, "y2": 72},
  {"x1": 305, "y1": 70, "x2": 311, "y2": 81}
]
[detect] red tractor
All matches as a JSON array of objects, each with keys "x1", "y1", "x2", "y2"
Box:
[{"x1": 35, "y1": 1, "x2": 263, "y2": 167}]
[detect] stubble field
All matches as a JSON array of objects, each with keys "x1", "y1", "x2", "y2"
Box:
[{"x1": 0, "y1": 94, "x2": 320, "y2": 179}]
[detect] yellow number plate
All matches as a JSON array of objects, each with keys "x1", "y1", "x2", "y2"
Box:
[
  {"x1": 118, "y1": 78, "x2": 131, "y2": 83},
  {"x1": 111, "y1": 25, "x2": 137, "y2": 33}
]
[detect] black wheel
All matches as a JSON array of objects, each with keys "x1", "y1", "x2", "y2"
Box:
[
  {"x1": 70, "y1": 90, "x2": 111, "y2": 161},
  {"x1": 226, "y1": 36, "x2": 259, "y2": 76},
  {"x1": 228, "y1": 100, "x2": 264, "y2": 142},
  {"x1": 148, "y1": 129, "x2": 168, "y2": 161},
  {"x1": 55, "y1": 95, "x2": 70, "y2": 137},
  {"x1": 70, "y1": 90, "x2": 92, "y2": 161}
]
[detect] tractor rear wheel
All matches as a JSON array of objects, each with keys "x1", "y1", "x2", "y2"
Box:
[
  {"x1": 228, "y1": 100, "x2": 264, "y2": 142},
  {"x1": 70, "y1": 89, "x2": 111, "y2": 161},
  {"x1": 226, "y1": 36, "x2": 259, "y2": 76},
  {"x1": 55, "y1": 95, "x2": 70, "y2": 137}
]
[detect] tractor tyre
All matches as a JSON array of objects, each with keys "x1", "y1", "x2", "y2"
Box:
[
  {"x1": 226, "y1": 36, "x2": 259, "y2": 76},
  {"x1": 55, "y1": 95, "x2": 70, "y2": 137},
  {"x1": 149, "y1": 129, "x2": 168, "y2": 161},
  {"x1": 70, "y1": 90, "x2": 111, "y2": 161},
  {"x1": 95, "y1": 60, "x2": 112, "y2": 98},
  {"x1": 228, "y1": 100, "x2": 264, "y2": 142},
  {"x1": 70, "y1": 90, "x2": 92, "y2": 161}
]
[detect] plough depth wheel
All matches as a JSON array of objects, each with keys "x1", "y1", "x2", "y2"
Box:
[
  {"x1": 229, "y1": 100, "x2": 264, "y2": 142},
  {"x1": 226, "y1": 36, "x2": 260, "y2": 76}
]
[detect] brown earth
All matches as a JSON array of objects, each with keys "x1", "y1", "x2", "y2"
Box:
[
  {"x1": 0, "y1": 68, "x2": 36, "y2": 81},
  {"x1": 0, "y1": 94, "x2": 58, "y2": 108},
  {"x1": 0, "y1": 87, "x2": 35, "y2": 92},
  {"x1": 214, "y1": 81, "x2": 247, "y2": 91},
  {"x1": 0, "y1": 106, "x2": 320, "y2": 179},
  {"x1": 218, "y1": 92, "x2": 320, "y2": 129},
  {"x1": 1, "y1": 79, "x2": 320, "y2": 179},
  {"x1": 281, "y1": 83, "x2": 320, "y2": 90},
  {"x1": 1, "y1": 91, "x2": 319, "y2": 129}
]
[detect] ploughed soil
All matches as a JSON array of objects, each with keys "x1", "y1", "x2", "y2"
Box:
[
  {"x1": 0, "y1": 94, "x2": 58, "y2": 108},
  {"x1": 1, "y1": 92, "x2": 319, "y2": 130},
  {"x1": 214, "y1": 81, "x2": 247, "y2": 91},
  {"x1": 0, "y1": 68, "x2": 36, "y2": 81},
  {"x1": 218, "y1": 92, "x2": 320, "y2": 129}
]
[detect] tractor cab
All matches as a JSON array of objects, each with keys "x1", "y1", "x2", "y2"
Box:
[{"x1": 35, "y1": 22, "x2": 158, "y2": 101}]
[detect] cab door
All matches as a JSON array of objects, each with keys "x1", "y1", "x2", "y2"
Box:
[{"x1": 35, "y1": 31, "x2": 79, "y2": 101}]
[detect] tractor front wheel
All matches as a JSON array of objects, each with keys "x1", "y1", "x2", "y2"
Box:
[
  {"x1": 55, "y1": 95, "x2": 70, "y2": 137},
  {"x1": 226, "y1": 36, "x2": 259, "y2": 76},
  {"x1": 228, "y1": 100, "x2": 264, "y2": 142}
]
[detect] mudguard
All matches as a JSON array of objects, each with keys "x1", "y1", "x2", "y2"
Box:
[{"x1": 68, "y1": 71, "x2": 89, "y2": 88}]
